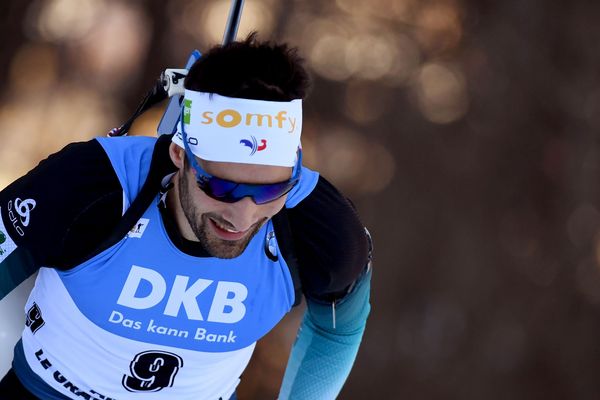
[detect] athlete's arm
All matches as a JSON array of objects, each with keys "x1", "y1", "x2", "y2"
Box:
[
  {"x1": 279, "y1": 267, "x2": 371, "y2": 399},
  {"x1": 280, "y1": 177, "x2": 372, "y2": 399},
  {"x1": 0, "y1": 140, "x2": 123, "y2": 299}
]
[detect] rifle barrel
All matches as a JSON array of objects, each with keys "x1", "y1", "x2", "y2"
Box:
[{"x1": 223, "y1": 0, "x2": 245, "y2": 45}]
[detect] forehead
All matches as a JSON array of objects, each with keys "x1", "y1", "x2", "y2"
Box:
[{"x1": 199, "y1": 158, "x2": 293, "y2": 184}]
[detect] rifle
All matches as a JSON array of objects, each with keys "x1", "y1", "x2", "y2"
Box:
[{"x1": 108, "y1": 0, "x2": 245, "y2": 138}]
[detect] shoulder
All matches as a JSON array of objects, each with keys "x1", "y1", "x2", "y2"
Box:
[
  {"x1": 285, "y1": 166, "x2": 320, "y2": 208},
  {"x1": 287, "y1": 176, "x2": 369, "y2": 300},
  {"x1": 96, "y1": 136, "x2": 159, "y2": 205},
  {"x1": 8, "y1": 139, "x2": 119, "y2": 196},
  {"x1": 0, "y1": 139, "x2": 125, "y2": 267}
]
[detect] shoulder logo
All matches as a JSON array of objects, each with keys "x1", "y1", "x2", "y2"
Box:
[
  {"x1": 128, "y1": 218, "x2": 150, "y2": 239},
  {"x1": 240, "y1": 136, "x2": 267, "y2": 155},
  {"x1": 14, "y1": 198, "x2": 36, "y2": 227},
  {"x1": 7, "y1": 198, "x2": 36, "y2": 236},
  {"x1": 264, "y1": 231, "x2": 278, "y2": 262}
]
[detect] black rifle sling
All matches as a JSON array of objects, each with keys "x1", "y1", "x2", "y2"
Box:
[
  {"x1": 81, "y1": 134, "x2": 176, "y2": 264},
  {"x1": 272, "y1": 208, "x2": 303, "y2": 307}
]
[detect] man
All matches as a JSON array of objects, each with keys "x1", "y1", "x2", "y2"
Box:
[{"x1": 0, "y1": 35, "x2": 372, "y2": 399}]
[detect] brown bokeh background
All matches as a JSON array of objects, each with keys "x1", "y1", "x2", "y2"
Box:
[{"x1": 1, "y1": 0, "x2": 600, "y2": 399}]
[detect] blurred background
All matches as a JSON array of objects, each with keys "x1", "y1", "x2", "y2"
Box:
[{"x1": 1, "y1": 0, "x2": 600, "y2": 398}]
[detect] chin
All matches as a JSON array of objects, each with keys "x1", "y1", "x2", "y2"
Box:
[
  {"x1": 198, "y1": 215, "x2": 266, "y2": 259},
  {"x1": 198, "y1": 226, "x2": 257, "y2": 259},
  {"x1": 203, "y1": 238, "x2": 250, "y2": 259}
]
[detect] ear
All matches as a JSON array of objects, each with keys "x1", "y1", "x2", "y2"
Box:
[{"x1": 169, "y1": 143, "x2": 185, "y2": 169}]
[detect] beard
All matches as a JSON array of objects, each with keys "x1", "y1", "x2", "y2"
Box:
[{"x1": 178, "y1": 170, "x2": 264, "y2": 259}]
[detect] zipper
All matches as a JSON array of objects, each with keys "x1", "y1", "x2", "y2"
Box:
[{"x1": 332, "y1": 301, "x2": 336, "y2": 329}]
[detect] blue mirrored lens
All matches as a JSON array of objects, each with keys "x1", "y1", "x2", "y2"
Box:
[
  {"x1": 248, "y1": 181, "x2": 296, "y2": 204},
  {"x1": 203, "y1": 178, "x2": 297, "y2": 204},
  {"x1": 207, "y1": 179, "x2": 239, "y2": 197}
]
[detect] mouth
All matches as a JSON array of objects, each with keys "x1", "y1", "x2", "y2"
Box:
[{"x1": 208, "y1": 217, "x2": 249, "y2": 241}]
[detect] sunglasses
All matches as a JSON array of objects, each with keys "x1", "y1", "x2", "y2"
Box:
[{"x1": 180, "y1": 114, "x2": 302, "y2": 205}]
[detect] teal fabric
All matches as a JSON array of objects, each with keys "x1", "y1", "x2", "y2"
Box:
[
  {"x1": 0, "y1": 247, "x2": 36, "y2": 301},
  {"x1": 279, "y1": 267, "x2": 372, "y2": 399}
]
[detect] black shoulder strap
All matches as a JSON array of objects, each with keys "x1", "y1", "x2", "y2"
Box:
[
  {"x1": 79, "y1": 134, "x2": 175, "y2": 263},
  {"x1": 272, "y1": 207, "x2": 303, "y2": 307}
]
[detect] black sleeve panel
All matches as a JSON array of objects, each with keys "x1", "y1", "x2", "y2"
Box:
[
  {"x1": 288, "y1": 176, "x2": 369, "y2": 301},
  {"x1": 0, "y1": 140, "x2": 123, "y2": 269}
]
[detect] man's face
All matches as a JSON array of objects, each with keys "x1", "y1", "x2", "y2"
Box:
[{"x1": 177, "y1": 157, "x2": 291, "y2": 259}]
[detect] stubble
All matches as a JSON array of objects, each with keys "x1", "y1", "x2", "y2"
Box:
[{"x1": 178, "y1": 170, "x2": 264, "y2": 259}]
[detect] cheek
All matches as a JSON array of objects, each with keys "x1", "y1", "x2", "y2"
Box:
[
  {"x1": 181, "y1": 173, "x2": 216, "y2": 214},
  {"x1": 193, "y1": 189, "x2": 225, "y2": 214}
]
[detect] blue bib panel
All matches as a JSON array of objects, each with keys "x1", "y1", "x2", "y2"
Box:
[{"x1": 59, "y1": 203, "x2": 294, "y2": 352}]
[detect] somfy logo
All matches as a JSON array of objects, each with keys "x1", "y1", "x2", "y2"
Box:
[
  {"x1": 184, "y1": 99, "x2": 298, "y2": 134},
  {"x1": 240, "y1": 136, "x2": 267, "y2": 155},
  {"x1": 14, "y1": 198, "x2": 36, "y2": 226}
]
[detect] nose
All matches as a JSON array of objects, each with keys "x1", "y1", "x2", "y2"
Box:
[{"x1": 223, "y1": 197, "x2": 261, "y2": 232}]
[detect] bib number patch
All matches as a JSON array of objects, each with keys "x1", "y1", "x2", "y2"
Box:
[
  {"x1": 122, "y1": 350, "x2": 183, "y2": 392},
  {"x1": 26, "y1": 302, "x2": 45, "y2": 334}
]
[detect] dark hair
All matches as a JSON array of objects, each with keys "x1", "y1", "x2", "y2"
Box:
[{"x1": 184, "y1": 32, "x2": 310, "y2": 102}]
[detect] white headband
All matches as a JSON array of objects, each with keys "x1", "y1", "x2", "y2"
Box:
[{"x1": 173, "y1": 90, "x2": 302, "y2": 167}]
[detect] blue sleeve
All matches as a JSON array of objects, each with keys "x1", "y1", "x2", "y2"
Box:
[{"x1": 278, "y1": 266, "x2": 372, "y2": 399}]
